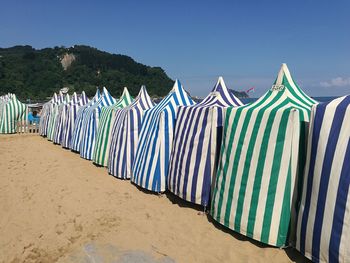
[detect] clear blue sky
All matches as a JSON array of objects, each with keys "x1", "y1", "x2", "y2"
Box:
[{"x1": 1, "y1": 0, "x2": 349, "y2": 97}]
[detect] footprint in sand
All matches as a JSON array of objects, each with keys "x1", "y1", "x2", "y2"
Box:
[
  {"x1": 55, "y1": 223, "x2": 67, "y2": 235},
  {"x1": 123, "y1": 192, "x2": 132, "y2": 200}
]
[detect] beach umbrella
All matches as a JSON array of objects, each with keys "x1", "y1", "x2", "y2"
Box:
[
  {"x1": 61, "y1": 91, "x2": 89, "y2": 148},
  {"x1": 108, "y1": 85, "x2": 154, "y2": 179},
  {"x1": 79, "y1": 87, "x2": 116, "y2": 160},
  {"x1": 211, "y1": 63, "x2": 317, "y2": 247},
  {"x1": 168, "y1": 77, "x2": 243, "y2": 207},
  {"x1": 296, "y1": 95, "x2": 350, "y2": 263},
  {"x1": 132, "y1": 80, "x2": 195, "y2": 192},
  {"x1": 70, "y1": 89, "x2": 101, "y2": 152},
  {"x1": 92, "y1": 87, "x2": 133, "y2": 166},
  {"x1": 0, "y1": 94, "x2": 27, "y2": 134}
]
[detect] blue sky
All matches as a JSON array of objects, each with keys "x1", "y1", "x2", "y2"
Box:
[{"x1": 1, "y1": 0, "x2": 349, "y2": 97}]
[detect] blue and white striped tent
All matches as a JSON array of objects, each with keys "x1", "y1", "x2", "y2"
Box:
[
  {"x1": 132, "y1": 80, "x2": 195, "y2": 192},
  {"x1": 47, "y1": 92, "x2": 65, "y2": 141},
  {"x1": 48, "y1": 92, "x2": 67, "y2": 141},
  {"x1": 40, "y1": 92, "x2": 65, "y2": 138},
  {"x1": 39, "y1": 92, "x2": 58, "y2": 137},
  {"x1": 52, "y1": 93, "x2": 74, "y2": 144},
  {"x1": 296, "y1": 95, "x2": 350, "y2": 263},
  {"x1": 108, "y1": 85, "x2": 154, "y2": 179},
  {"x1": 79, "y1": 87, "x2": 116, "y2": 160},
  {"x1": 70, "y1": 89, "x2": 101, "y2": 152},
  {"x1": 61, "y1": 91, "x2": 89, "y2": 148},
  {"x1": 168, "y1": 77, "x2": 243, "y2": 207}
]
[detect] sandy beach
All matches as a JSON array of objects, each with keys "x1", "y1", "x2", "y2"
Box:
[{"x1": 0, "y1": 134, "x2": 308, "y2": 263}]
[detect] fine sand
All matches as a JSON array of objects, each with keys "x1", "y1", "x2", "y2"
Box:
[{"x1": 0, "y1": 134, "x2": 308, "y2": 263}]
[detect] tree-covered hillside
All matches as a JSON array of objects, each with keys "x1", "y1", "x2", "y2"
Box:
[{"x1": 0, "y1": 45, "x2": 174, "y2": 101}]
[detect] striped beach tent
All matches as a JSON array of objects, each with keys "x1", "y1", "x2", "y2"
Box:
[
  {"x1": 211, "y1": 63, "x2": 317, "y2": 247},
  {"x1": 168, "y1": 77, "x2": 243, "y2": 207},
  {"x1": 47, "y1": 92, "x2": 65, "y2": 141},
  {"x1": 0, "y1": 94, "x2": 11, "y2": 127},
  {"x1": 39, "y1": 93, "x2": 58, "y2": 136},
  {"x1": 92, "y1": 87, "x2": 133, "y2": 166},
  {"x1": 0, "y1": 94, "x2": 27, "y2": 134},
  {"x1": 52, "y1": 93, "x2": 73, "y2": 144},
  {"x1": 296, "y1": 95, "x2": 350, "y2": 263},
  {"x1": 79, "y1": 87, "x2": 116, "y2": 160},
  {"x1": 70, "y1": 89, "x2": 101, "y2": 152},
  {"x1": 108, "y1": 85, "x2": 154, "y2": 179},
  {"x1": 132, "y1": 80, "x2": 195, "y2": 192},
  {"x1": 61, "y1": 91, "x2": 89, "y2": 148}
]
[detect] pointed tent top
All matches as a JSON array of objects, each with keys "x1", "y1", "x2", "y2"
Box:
[
  {"x1": 212, "y1": 76, "x2": 227, "y2": 93},
  {"x1": 58, "y1": 91, "x2": 64, "y2": 103},
  {"x1": 135, "y1": 85, "x2": 154, "y2": 108},
  {"x1": 168, "y1": 79, "x2": 194, "y2": 106},
  {"x1": 113, "y1": 87, "x2": 133, "y2": 108},
  {"x1": 138, "y1": 85, "x2": 150, "y2": 98},
  {"x1": 65, "y1": 93, "x2": 70, "y2": 103},
  {"x1": 81, "y1": 91, "x2": 87, "y2": 99},
  {"x1": 251, "y1": 63, "x2": 317, "y2": 110},
  {"x1": 171, "y1": 79, "x2": 182, "y2": 93},
  {"x1": 121, "y1": 87, "x2": 131, "y2": 98},
  {"x1": 71, "y1": 92, "x2": 78, "y2": 103},
  {"x1": 117, "y1": 87, "x2": 133, "y2": 103},
  {"x1": 203, "y1": 76, "x2": 243, "y2": 106},
  {"x1": 78, "y1": 91, "x2": 89, "y2": 105},
  {"x1": 101, "y1": 87, "x2": 116, "y2": 105},
  {"x1": 274, "y1": 63, "x2": 291, "y2": 87},
  {"x1": 101, "y1": 86, "x2": 112, "y2": 98},
  {"x1": 171, "y1": 79, "x2": 191, "y2": 98},
  {"x1": 271, "y1": 63, "x2": 317, "y2": 105},
  {"x1": 95, "y1": 88, "x2": 101, "y2": 97},
  {"x1": 52, "y1": 93, "x2": 58, "y2": 103},
  {"x1": 10, "y1": 94, "x2": 18, "y2": 101}
]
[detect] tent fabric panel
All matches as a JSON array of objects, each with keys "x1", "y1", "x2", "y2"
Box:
[{"x1": 296, "y1": 95, "x2": 350, "y2": 263}]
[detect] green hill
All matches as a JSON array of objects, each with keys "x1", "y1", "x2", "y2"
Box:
[{"x1": 0, "y1": 45, "x2": 174, "y2": 101}]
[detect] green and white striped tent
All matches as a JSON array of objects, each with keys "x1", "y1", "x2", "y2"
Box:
[
  {"x1": 0, "y1": 93, "x2": 27, "y2": 134},
  {"x1": 92, "y1": 87, "x2": 133, "y2": 166},
  {"x1": 211, "y1": 64, "x2": 317, "y2": 247}
]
